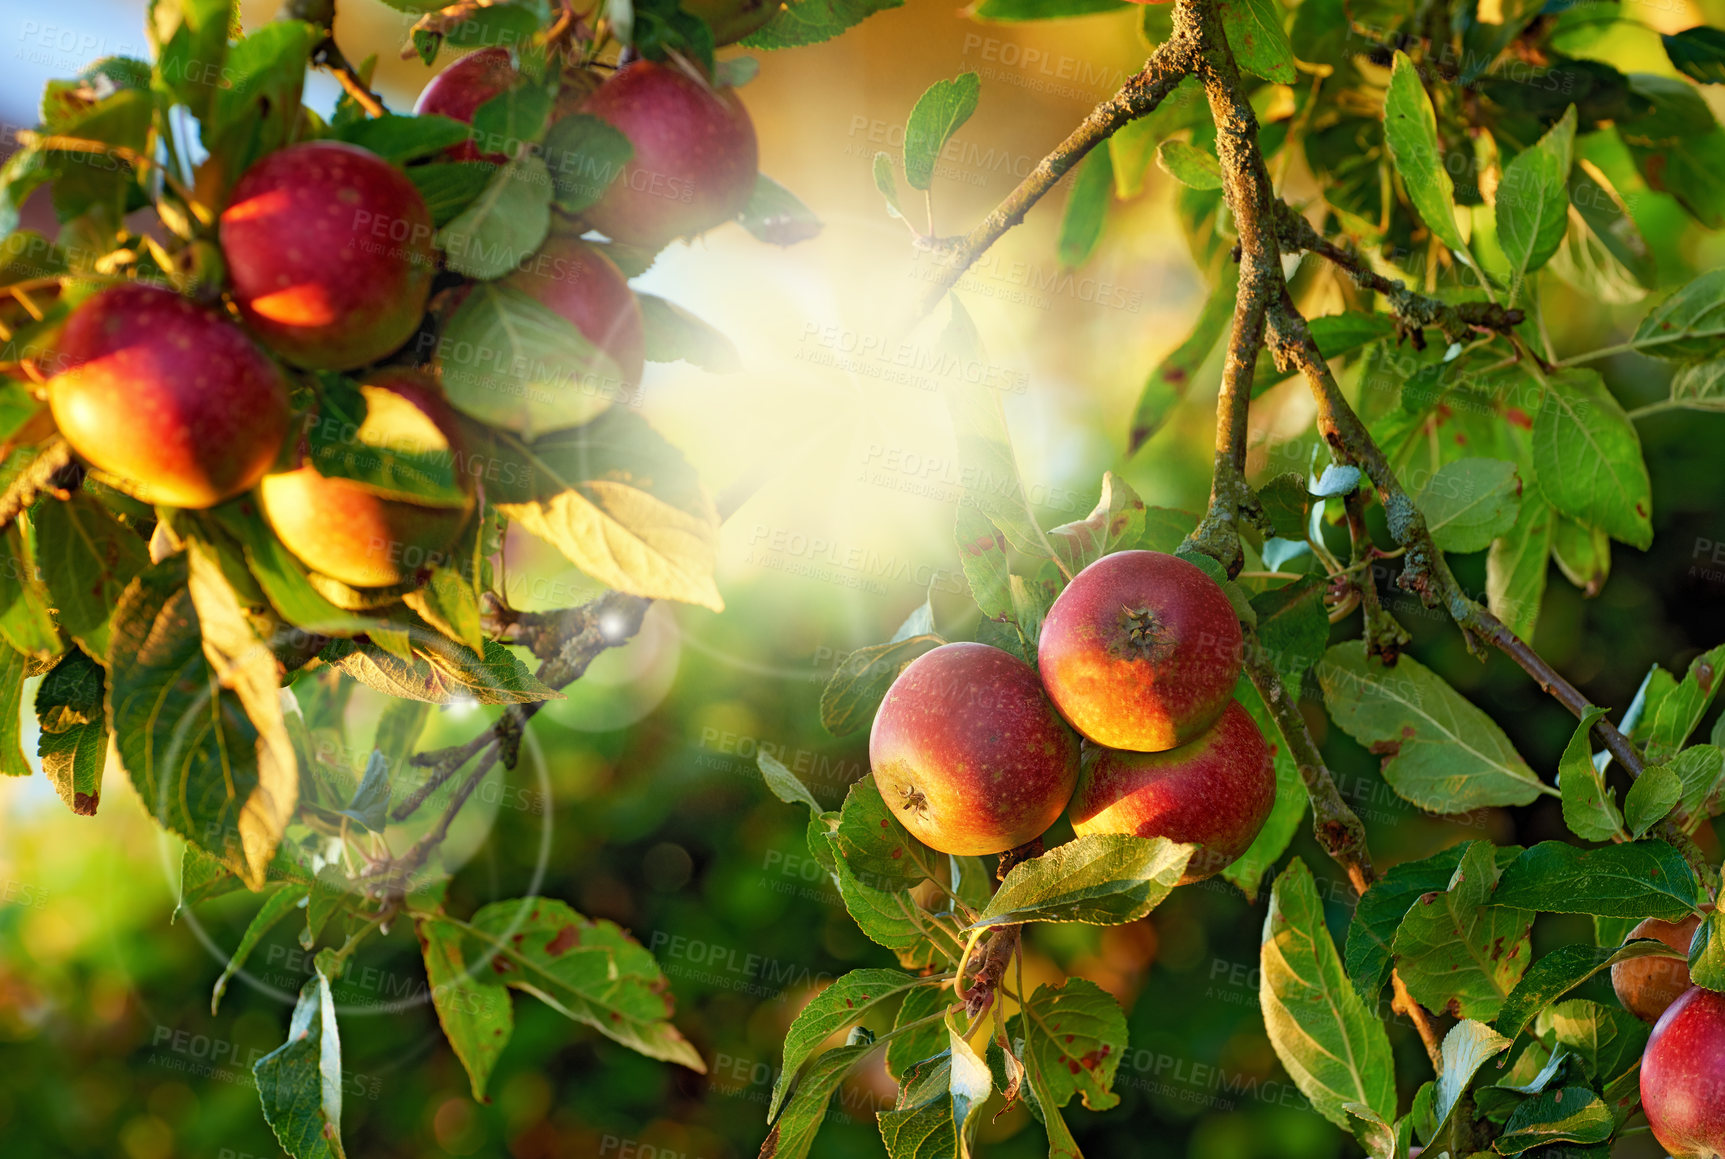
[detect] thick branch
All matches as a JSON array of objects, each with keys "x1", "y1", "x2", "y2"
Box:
[
  {"x1": 911, "y1": 41, "x2": 1193, "y2": 315},
  {"x1": 1274, "y1": 203, "x2": 1523, "y2": 345}
]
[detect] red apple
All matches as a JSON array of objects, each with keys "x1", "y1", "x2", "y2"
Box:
[
  {"x1": 870, "y1": 642, "x2": 1080, "y2": 856},
  {"x1": 220, "y1": 141, "x2": 435, "y2": 371},
  {"x1": 1038, "y1": 550, "x2": 1242, "y2": 752},
  {"x1": 503, "y1": 233, "x2": 645, "y2": 391},
  {"x1": 576, "y1": 61, "x2": 758, "y2": 248},
  {"x1": 47, "y1": 283, "x2": 289, "y2": 509},
  {"x1": 258, "y1": 368, "x2": 473, "y2": 588},
  {"x1": 413, "y1": 47, "x2": 519, "y2": 162},
  {"x1": 1641, "y1": 986, "x2": 1725, "y2": 1158},
  {"x1": 1067, "y1": 701, "x2": 1275, "y2": 884},
  {"x1": 1615, "y1": 911, "x2": 1708, "y2": 1023}
]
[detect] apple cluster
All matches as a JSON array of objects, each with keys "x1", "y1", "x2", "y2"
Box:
[
  {"x1": 870, "y1": 549, "x2": 1276, "y2": 882},
  {"x1": 42, "y1": 40, "x2": 759, "y2": 589}
]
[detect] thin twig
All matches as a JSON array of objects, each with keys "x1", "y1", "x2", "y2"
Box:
[
  {"x1": 314, "y1": 38, "x2": 388, "y2": 119},
  {"x1": 910, "y1": 41, "x2": 1193, "y2": 315}
]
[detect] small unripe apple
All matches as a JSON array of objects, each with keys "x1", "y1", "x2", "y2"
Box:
[
  {"x1": 1614, "y1": 911, "x2": 1708, "y2": 1023},
  {"x1": 682, "y1": 0, "x2": 781, "y2": 44},
  {"x1": 1067, "y1": 700, "x2": 1275, "y2": 884},
  {"x1": 576, "y1": 61, "x2": 758, "y2": 248},
  {"x1": 503, "y1": 233, "x2": 645, "y2": 391},
  {"x1": 47, "y1": 283, "x2": 289, "y2": 509},
  {"x1": 258, "y1": 369, "x2": 473, "y2": 588},
  {"x1": 1641, "y1": 986, "x2": 1725, "y2": 1158},
  {"x1": 220, "y1": 141, "x2": 435, "y2": 371},
  {"x1": 870, "y1": 642, "x2": 1080, "y2": 857},
  {"x1": 1038, "y1": 550, "x2": 1242, "y2": 752}
]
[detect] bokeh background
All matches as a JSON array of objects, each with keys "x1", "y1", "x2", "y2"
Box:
[{"x1": 4, "y1": 0, "x2": 1725, "y2": 1155}]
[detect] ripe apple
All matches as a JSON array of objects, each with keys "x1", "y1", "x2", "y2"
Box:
[
  {"x1": 47, "y1": 283, "x2": 289, "y2": 509},
  {"x1": 1614, "y1": 911, "x2": 1708, "y2": 1023},
  {"x1": 258, "y1": 368, "x2": 473, "y2": 588},
  {"x1": 870, "y1": 642, "x2": 1080, "y2": 857},
  {"x1": 576, "y1": 61, "x2": 758, "y2": 248},
  {"x1": 220, "y1": 141, "x2": 435, "y2": 371},
  {"x1": 1038, "y1": 550, "x2": 1242, "y2": 752},
  {"x1": 1641, "y1": 985, "x2": 1725, "y2": 1158},
  {"x1": 1067, "y1": 700, "x2": 1275, "y2": 884},
  {"x1": 414, "y1": 48, "x2": 591, "y2": 162},
  {"x1": 683, "y1": 0, "x2": 782, "y2": 44},
  {"x1": 503, "y1": 232, "x2": 645, "y2": 391}
]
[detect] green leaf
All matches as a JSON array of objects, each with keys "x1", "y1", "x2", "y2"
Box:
[
  {"x1": 1128, "y1": 264, "x2": 1237, "y2": 452},
  {"x1": 1664, "y1": 27, "x2": 1725, "y2": 84},
  {"x1": 887, "y1": 986, "x2": 955, "y2": 1081},
  {"x1": 1250, "y1": 576, "x2": 1328, "y2": 693},
  {"x1": 971, "y1": 0, "x2": 1127, "y2": 18},
  {"x1": 33, "y1": 494, "x2": 148, "y2": 660},
  {"x1": 1558, "y1": 708, "x2": 1624, "y2": 843},
  {"x1": 110, "y1": 559, "x2": 295, "y2": 890},
  {"x1": 1218, "y1": 0, "x2": 1296, "y2": 84},
  {"x1": 1667, "y1": 358, "x2": 1725, "y2": 413},
  {"x1": 1688, "y1": 910, "x2": 1725, "y2": 990},
  {"x1": 1009, "y1": 977, "x2": 1128, "y2": 1112},
  {"x1": 418, "y1": 917, "x2": 512, "y2": 1101},
  {"x1": 1262, "y1": 858, "x2": 1397, "y2": 1130},
  {"x1": 1550, "y1": 512, "x2": 1610, "y2": 595},
  {"x1": 1433, "y1": 1020, "x2": 1512, "y2": 1134},
  {"x1": 34, "y1": 646, "x2": 107, "y2": 814},
  {"x1": 1382, "y1": 52, "x2": 1471, "y2": 258},
  {"x1": 471, "y1": 85, "x2": 552, "y2": 159},
  {"x1": 1156, "y1": 140, "x2": 1224, "y2": 190},
  {"x1": 1623, "y1": 763, "x2": 1681, "y2": 838},
  {"x1": 1632, "y1": 267, "x2": 1725, "y2": 361},
  {"x1": 1346, "y1": 843, "x2": 1492, "y2": 1000},
  {"x1": 0, "y1": 525, "x2": 58, "y2": 659},
  {"x1": 761, "y1": 1042, "x2": 873, "y2": 1159},
  {"x1": 1531, "y1": 368, "x2": 1652, "y2": 549},
  {"x1": 303, "y1": 375, "x2": 466, "y2": 506},
  {"x1": 636, "y1": 294, "x2": 741, "y2": 372},
  {"x1": 739, "y1": 174, "x2": 822, "y2": 246},
  {"x1": 1318, "y1": 646, "x2": 1548, "y2": 812},
  {"x1": 873, "y1": 152, "x2": 905, "y2": 221},
  {"x1": 1047, "y1": 472, "x2": 1146, "y2": 576},
  {"x1": 467, "y1": 897, "x2": 703, "y2": 1070},
  {"x1": 401, "y1": 567, "x2": 484, "y2": 653},
  {"x1": 1537, "y1": 998, "x2": 1648, "y2": 1083},
  {"x1": 212, "y1": 885, "x2": 305, "y2": 1014},
  {"x1": 830, "y1": 854, "x2": 951, "y2": 969},
  {"x1": 968, "y1": 834, "x2": 1192, "y2": 930},
  {"x1": 542, "y1": 114, "x2": 632, "y2": 213},
  {"x1": 903, "y1": 73, "x2": 981, "y2": 192},
  {"x1": 1495, "y1": 939, "x2": 1684, "y2": 1042},
  {"x1": 436, "y1": 155, "x2": 553, "y2": 280},
  {"x1": 334, "y1": 113, "x2": 473, "y2": 164},
  {"x1": 1661, "y1": 745, "x2": 1725, "y2": 825},
  {"x1": 1391, "y1": 839, "x2": 1532, "y2": 1023},
  {"x1": 878, "y1": 1030, "x2": 993, "y2": 1158},
  {"x1": 205, "y1": 503, "x2": 379, "y2": 637},
  {"x1": 150, "y1": 0, "x2": 234, "y2": 121},
  {"x1": 757, "y1": 750, "x2": 823, "y2": 815},
  {"x1": 253, "y1": 967, "x2": 344, "y2": 1159},
  {"x1": 206, "y1": 22, "x2": 317, "y2": 179},
  {"x1": 1489, "y1": 840, "x2": 1701, "y2": 920},
  {"x1": 319, "y1": 638, "x2": 556, "y2": 704},
  {"x1": 770, "y1": 969, "x2": 924, "y2": 1119},
  {"x1": 829, "y1": 776, "x2": 942, "y2": 891},
  {"x1": 489, "y1": 412, "x2": 722, "y2": 610},
  {"x1": 438, "y1": 282, "x2": 627, "y2": 435},
  {"x1": 408, "y1": 162, "x2": 499, "y2": 228},
  {"x1": 1494, "y1": 1087, "x2": 1612, "y2": 1154},
  {"x1": 1486, "y1": 499, "x2": 1553, "y2": 641},
  {"x1": 0, "y1": 659, "x2": 30, "y2": 778},
  {"x1": 1344, "y1": 1102, "x2": 1411, "y2": 1159},
  {"x1": 955, "y1": 505, "x2": 1012, "y2": 621},
  {"x1": 1057, "y1": 148, "x2": 1112, "y2": 268},
  {"x1": 1416, "y1": 457, "x2": 1522, "y2": 553},
  {"x1": 1222, "y1": 677, "x2": 1309, "y2": 902},
  {"x1": 1496, "y1": 106, "x2": 1575, "y2": 300},
  {"x1": 1619, "y1": 76, "x2": 1725, "y2": 228},
  {"x1": 818, "y1": 631, "x2": 942, "y2": 737},
  {"x1": 1643, "y1": 643, "x2": 1725, "y2": 765},
  {"x1": 741, "y1": 0, "x2": 904, "y2": 50},
  {"x1": 340, "y1": 751, "x2": 390, "y2": 832}
]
